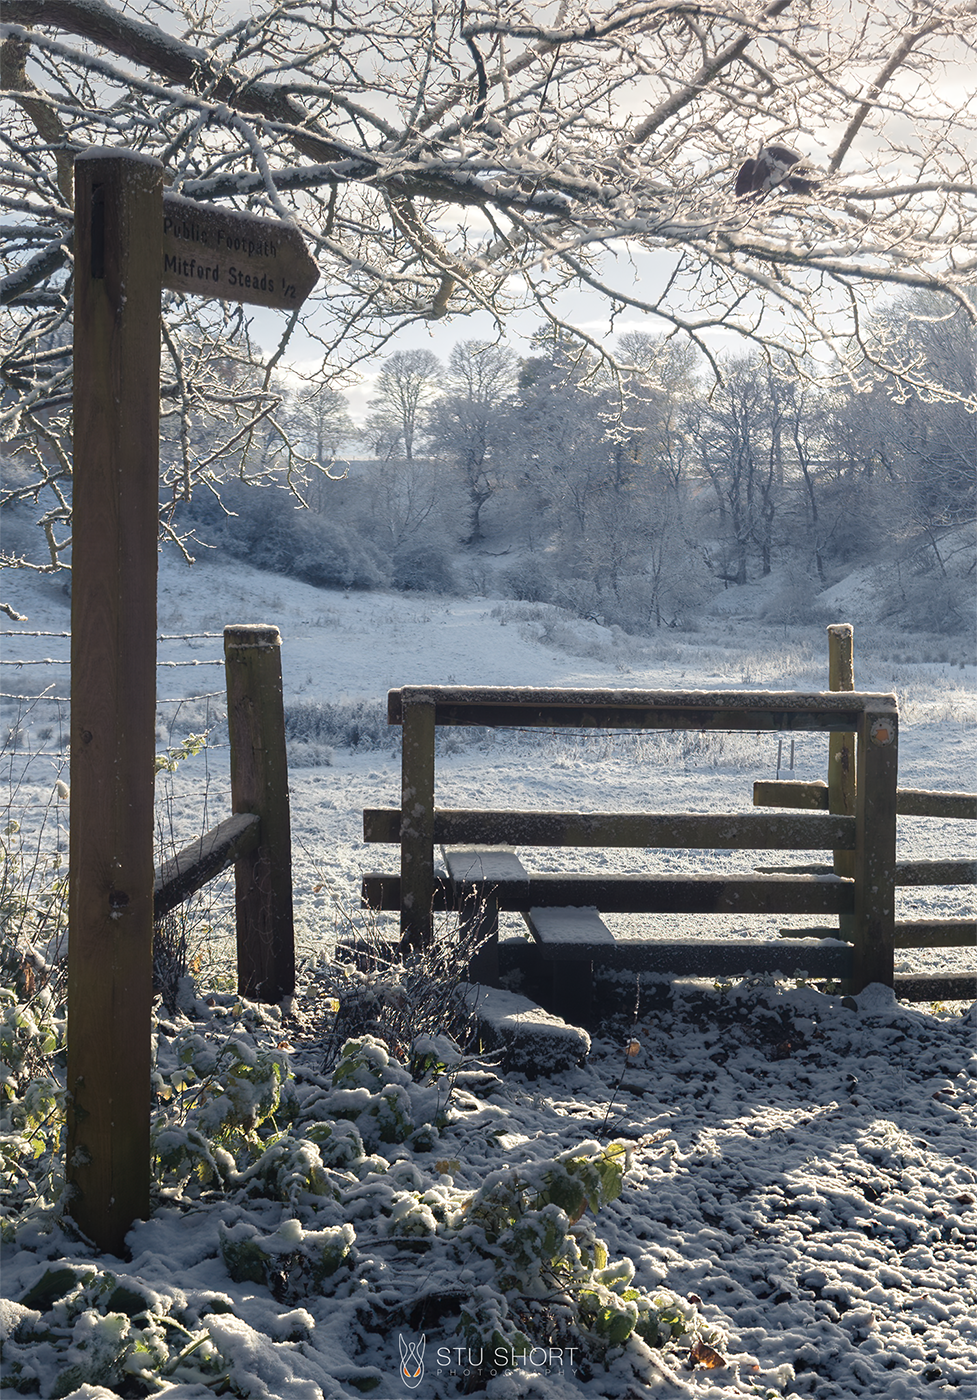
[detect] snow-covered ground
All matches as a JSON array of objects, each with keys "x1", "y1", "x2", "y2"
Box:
[{"x1": 1, "y1": 551, "x2": 975, "y2": 1400}]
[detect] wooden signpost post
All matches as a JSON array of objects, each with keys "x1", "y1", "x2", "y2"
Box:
[{"x1": 67, "y1": 149, "x2": 316, "y2": 1256}]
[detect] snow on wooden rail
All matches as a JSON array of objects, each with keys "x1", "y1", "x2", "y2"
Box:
[
  {"x1": 364, "y1": 808, "x2": 856, "y2": 850},
  {"x1": 387, "y1": 685, "x2": 897, "y2": 732}
]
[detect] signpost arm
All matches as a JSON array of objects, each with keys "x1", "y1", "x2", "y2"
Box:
[{"x1": 67, "y1": 150, "x2": 163, "y2": 1257}]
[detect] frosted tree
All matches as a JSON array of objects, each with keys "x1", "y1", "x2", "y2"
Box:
[
  {"x1": 283, "y1": 382, "x2": 356, "y2": 512},
  {"x1": 611, "y1": 332, "x2": 698, "y2": 491},
  {"x1": 515, "y1": 338, "x2": 616, "y2": 541},
  {"x1": 693, "y1": 354, "x2": 786, "y2": 585},
  {"x1": 366, "y1": 350, "x2": 442, "y2": 461},
  {"x1": 2, "y1": 0, "x2": 975, "y2": 574},
  {"x1": 864, "y1": 293, "x2": 976, "y2": 537},
  {"x1": 426, "y1": 340, "x2": 519, "y2": 542}
]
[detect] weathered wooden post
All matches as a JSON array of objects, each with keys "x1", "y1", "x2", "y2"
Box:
[
  {"x1": 399, "y1": 691, "x2": 436, "y2": 950},
  {"x1": 64, "y1": 147, "x2": 317, "y2": 1253},
  {"x1": 827, "y1": 623, "x2": 856, "y2": 960},
  {"x1": 224, "y1": 625, "x2": 295, "y2": 1002},
  {"x1": 852, "y1": 702, "x2": 898, "y2": 990},
  {"x1": 827, "y1": 624, "x2": 857, "y2": 880},
  {"x1": 66, "y1": 150, "x2": 163, "y2": 1255}
]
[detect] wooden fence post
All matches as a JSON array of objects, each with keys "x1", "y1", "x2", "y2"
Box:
[
  {"x1": 224, "y1": 625, "x2": 295, "y2": 1002},
  {"x1": 828, "y1": 624, "x2": 856, "y2": 954},
  {"x1": 66, "y1": 150, "x2": 163, "y2": 1256},
  {"x1": 400, "y1": 694, "x2": 436, "y2": 951},
  {"x1": 827, "y1": 625, "x2": 856, "y2": 856},
  {"x1": 852, "y1": 703, "x2": 899, "y2": 990}
]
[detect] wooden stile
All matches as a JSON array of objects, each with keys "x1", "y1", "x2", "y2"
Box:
[
  {"x1": 377, "y1": 684, "x2": 910, "y2": 994},
  {"x1": 373, "y1": 608, "x2": 977, "y2": 1001}
]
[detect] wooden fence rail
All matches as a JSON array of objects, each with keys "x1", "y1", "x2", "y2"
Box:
[
  {"x1": 153, "y1": 813, "x2": 260, "y2": 922},
  {"x1": 364, "y1": 809, "x2": 857, "y2": 850},
  {"x1": 754, "y1": 781, "x2": 977, "y2": 821}
]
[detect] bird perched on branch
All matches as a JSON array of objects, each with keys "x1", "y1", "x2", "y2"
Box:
[{"x1": 735, "y1": 144, "x2": 821, "y2": 198}]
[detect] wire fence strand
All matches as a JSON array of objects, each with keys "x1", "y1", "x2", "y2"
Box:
[{"x1": 2, "y1": 627, "x2": 229, "y2": 723}]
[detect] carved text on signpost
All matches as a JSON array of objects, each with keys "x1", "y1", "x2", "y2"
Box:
[{"x1": 161, "y1": 192, "x2": 318, "y2": 309}]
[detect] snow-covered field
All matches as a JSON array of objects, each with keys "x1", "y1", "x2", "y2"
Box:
[
  {"x1": 3, "y1": 552, "x2": 974, "y2": 982},
  {"x1": 1, "y1": 552, "x2": 975, "y2": 1400}
]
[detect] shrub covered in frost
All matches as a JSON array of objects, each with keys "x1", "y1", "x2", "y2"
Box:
[
  {"x1": 2, "y1": 1264, "x2": 232, "y2": 1396},
  {"x1": 219, "y1": 1218, "x2": 355, "y2": 1300},
  {"x1": 283, "y1": 697, "x2": 393, "y2": 753},
  {"x1": 2, "y1": 982, "x2": 726, "y2": 1397},
  {"x1": 0, "y1": 985, "x2": 66, "y2": 1233}
]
